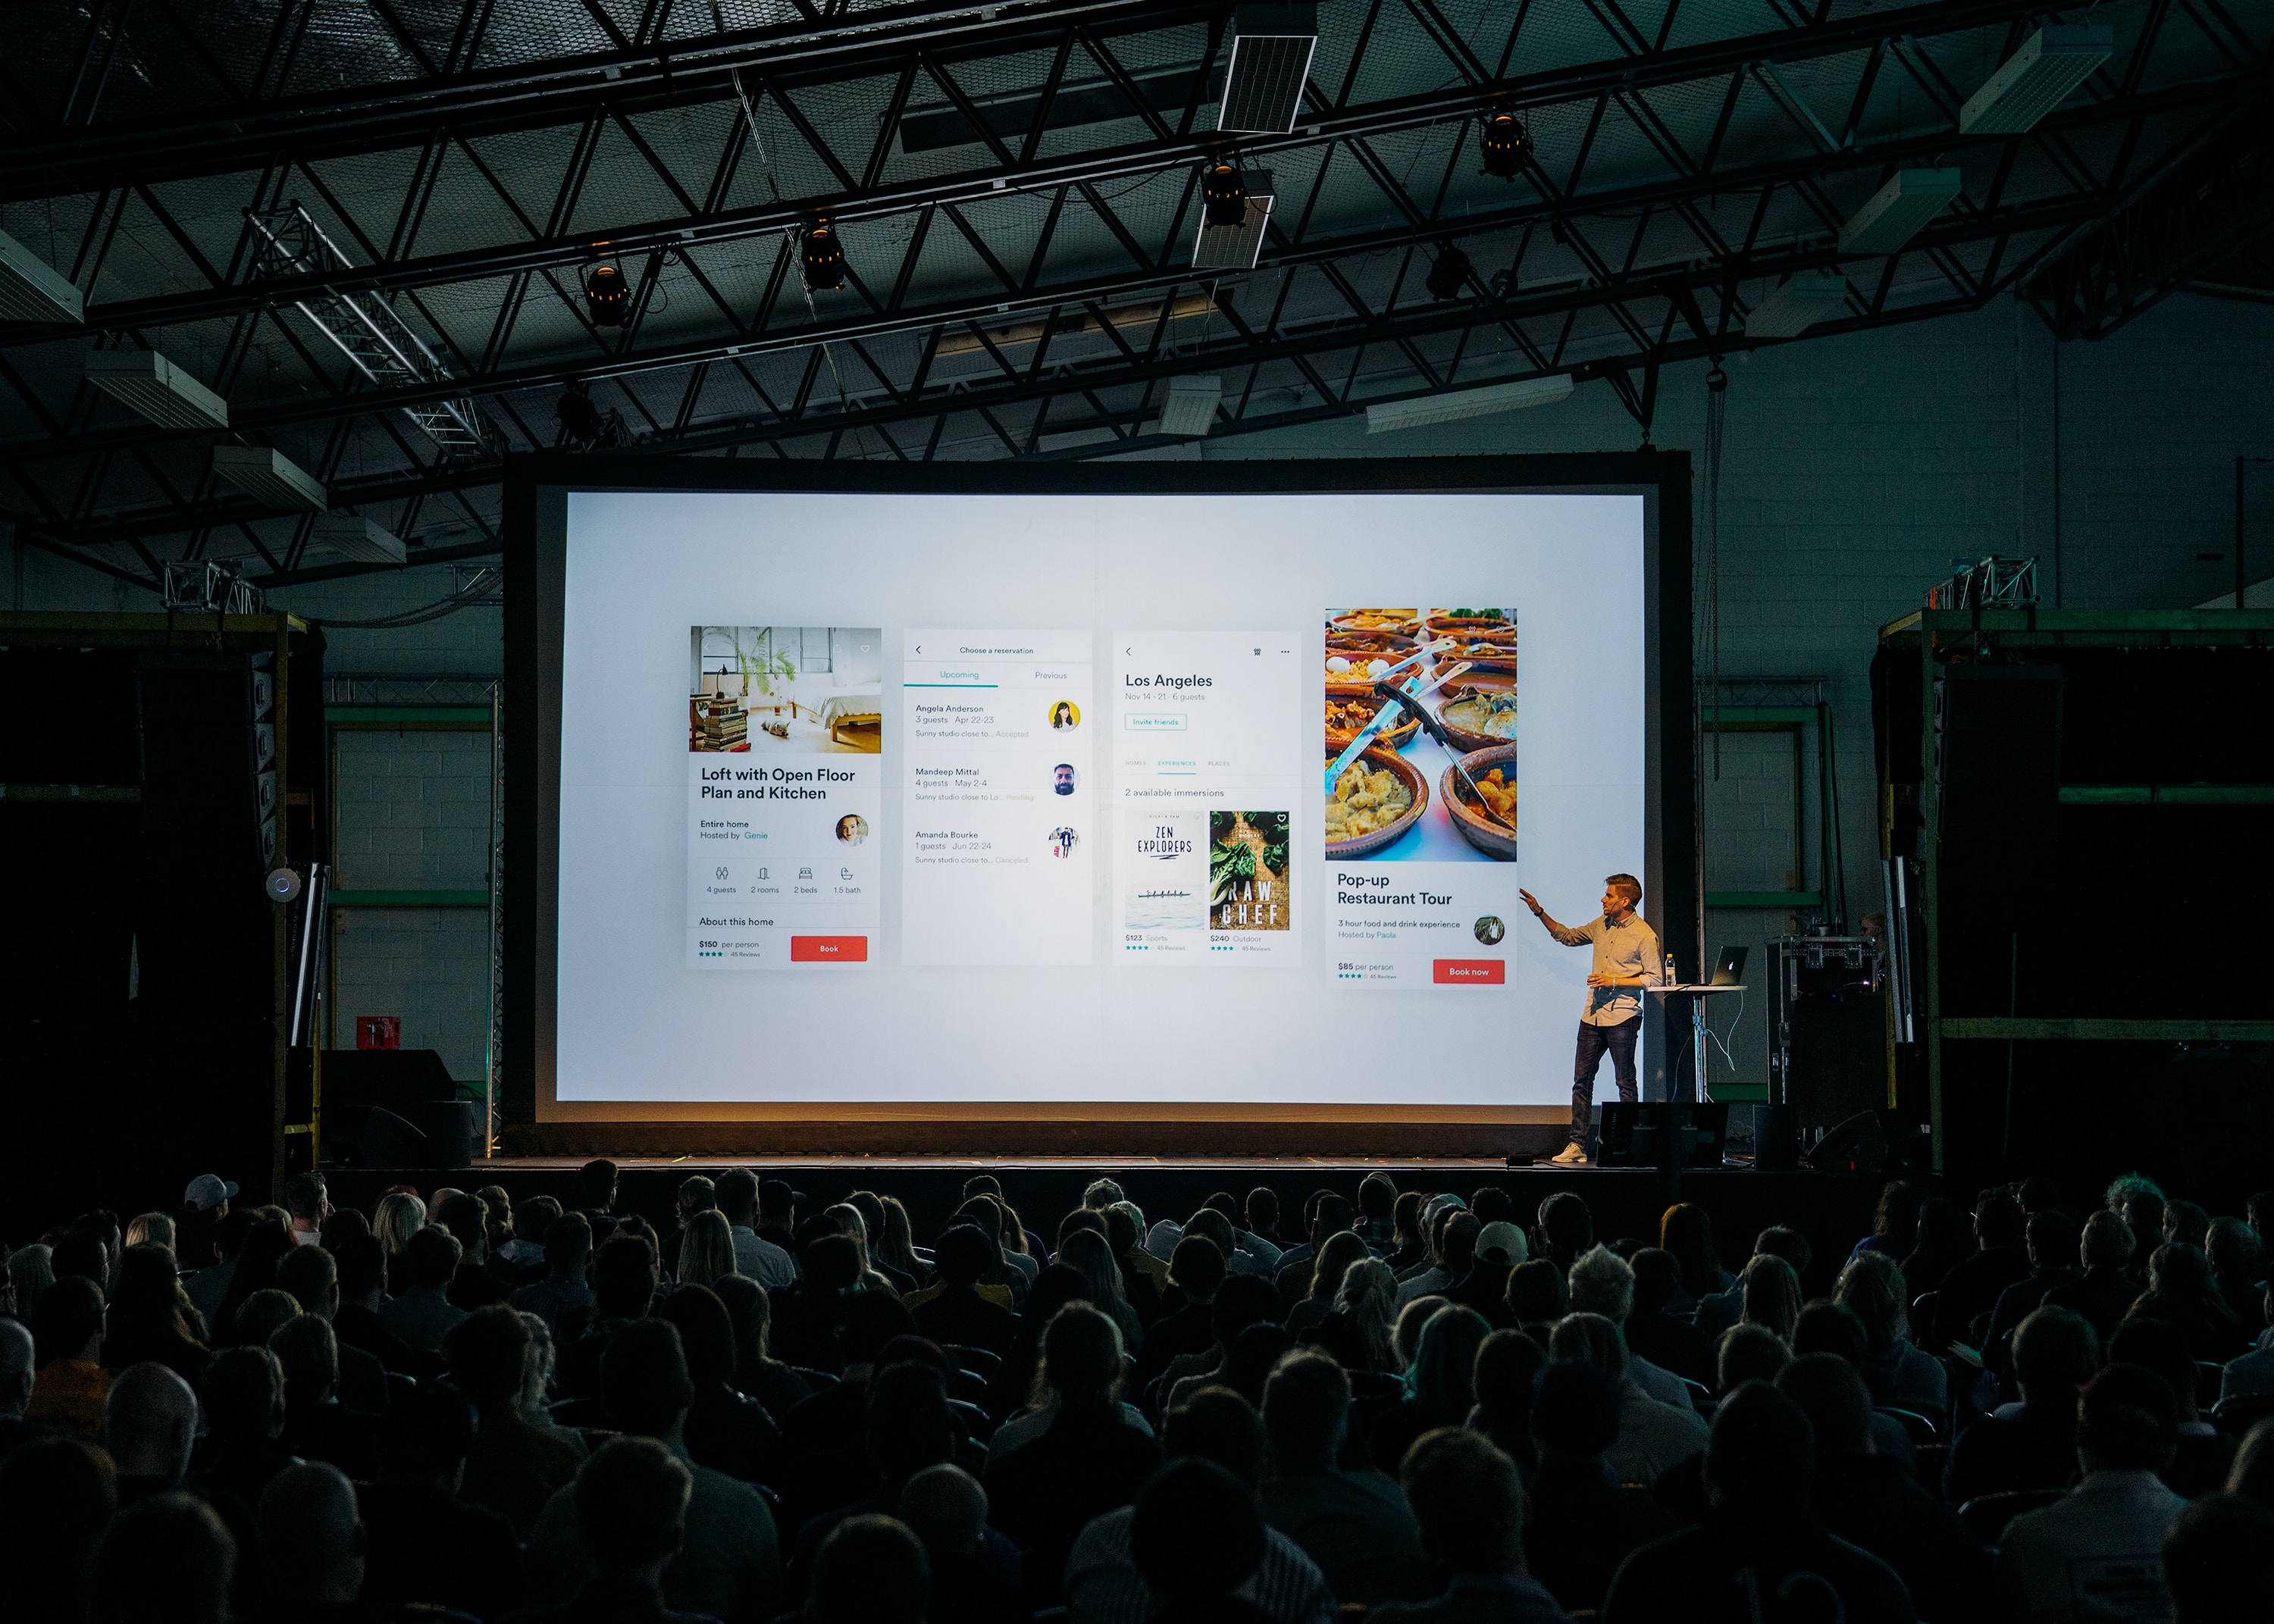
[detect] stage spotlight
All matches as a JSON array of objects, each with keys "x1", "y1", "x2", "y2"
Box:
[
  {"x1": 801, "y1": 223, "x2": 846, "y2": 292},
  {"x1": 1480, "y1": 113, "x2": 1527, "y2": 179},
  {"x1": 584, "y1": 259, "x2": 629, "y2": 327},
  {"x1": 1424, "y1": 243, "x2": 1471, "y2": 301},
  {"x1": 1201, "y1": 161, "x2": 1250, "y2": 228}
]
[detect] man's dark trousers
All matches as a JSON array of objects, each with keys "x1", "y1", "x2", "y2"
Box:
[{"x1": 1571, "y1": 1015, "x2": 1641, "y2": 1148}]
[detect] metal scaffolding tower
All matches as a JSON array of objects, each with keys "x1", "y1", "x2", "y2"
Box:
[{"x1": 246, "y1": 203, "x2": 497, "y2": 461}]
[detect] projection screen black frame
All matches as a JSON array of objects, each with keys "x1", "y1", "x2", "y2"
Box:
[{"x1": 504, "y1": 452, "x2": 1693, "y2": 1153}]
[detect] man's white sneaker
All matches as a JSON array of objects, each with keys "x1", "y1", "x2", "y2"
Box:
[{"x1": 1549, "y1": 1143, "x2": 1590, "y2": 1166}]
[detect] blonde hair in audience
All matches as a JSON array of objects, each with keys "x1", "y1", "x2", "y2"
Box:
[
  {"x1": 1737, "y1": 1254, "x2": 1802, "y2": 1344},
  {"x1": 677, "y1": 1210, "x2": 737, "y2": 1291},
  {"x1": 374, "y1": 1192, "x2": 426, "y2": 1257}
]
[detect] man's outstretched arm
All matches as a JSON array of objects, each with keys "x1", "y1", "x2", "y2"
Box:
[{"x1": 1518, "y1": 889, "x2": 1593, "y2": 947}]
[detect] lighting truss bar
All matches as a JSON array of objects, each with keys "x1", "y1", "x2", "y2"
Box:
[
  {"x1": 1959, "y1": 25, "x2": 2115, "y2": 136},
  {"x1": 245, "y1": 205, "x2": 497, "y2": 460},
  {"x1": 84, "y1": 349, "x2": 230, "y2": 429},
  {"x1": 0, "y1": 229, "x2": 85, "y2": 323},
  {"x1": 1838, "y1": 169, "x2": 1964, "y2": 255},
  {"x1": 24, "y1": 0, "x2": 2104, "y2": 343},
  {"x1": 1365, "y1": 374, "x2": 1574, "y2": 433}
]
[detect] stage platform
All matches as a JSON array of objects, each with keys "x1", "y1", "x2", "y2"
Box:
[{"x1": 327, "y1": 1158, "x2": 1896, "y2": 1295}]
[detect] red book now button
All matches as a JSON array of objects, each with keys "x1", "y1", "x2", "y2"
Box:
[
  {"x1": 790, "y1": 935, "x2": 869, "y2": 962},
  {"x1": 1433, "y1": 958, "x2": 1505, "y2": 984}
]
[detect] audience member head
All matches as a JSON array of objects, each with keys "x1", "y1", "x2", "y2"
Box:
[
  {"x1": 9, "y1": 1244, "x2": 55, "y2": 1317},
  {"x1": 1471, "y1": 1328, "x2": 1546, "y2": 1428},
  {"x1": 1057, "y1": 1228, "x2": 1127, "y2": 1313},
  {"x1": 1222, "y1": 1322, "x2": 1295, "y2": 1409},
  {"x1": 1737, "y1": 1253, "x2": 1803, "y2": 1344},
  {"x1": 1399, "y1": 1428, "x2": 1526, "y2": 1577},
  {"x1": 541, "y1": 1211, "x2": 593, "y2": 1283},
  {"x1": 866, "y1": 1361, "x2": 956, "y2": 1482},
  {"x1": 271, "y1": 1313, "x2": 340, "y2": 1407},
  {"x1": 1628, "y1": 1247, "x2": 1680, "y2": 1317},
  {"x1": 2163, "y1": 1200, "x2": 2210, "y2": 1252},
  {"x1": 330, "y1": 1235, "x2": 384, "y2": 1311},
  {"x1": 2012, "y1": 1305, "x2": 2099, "y2": 1410},
  {"x1": 677, "y1": 1209, "x2": 736, "y2": 1291},
  {"x1": 1183, "y1": 1207, "x2": 1236, "y2": 1260},
  {"x1": 1567, "y1": 1244, "x2": 1635, "y2": 1324},
  {"x1": 1264, "y1": 1350, "x2": 1350, "y2": 1475},
  {"x1": 202, "y1": 1345, "x2": 285, "y2": 1446},
  {"x1": 1310, "y1": 1193, "x2": 1355, "y2": 1248},
  {"x1": 1394, "y1": 1296, "x2": 1448, "y2": 1372},
  {"x1": 2231, "y1": 1417, "x2": 2274, "y2": 1508},
  {"x1": 236, "y1": 1287, "x2": 302, "y2": 1351},
  {"x1": 1718, "y1": 1323, "x2": 1792, "y2": 1393},
  {"x1": 1035, "y1": 1303, "x2": 1123, "y2": 1413},
  {"x1": 1057, "y1": 1208, "x2": 1107, "y2": 1248},
  {"x1": 932, "y1": 1223, "x2": 997, "y2": 1291},
  {"x1": 1532, "y1": 1359, "x2": 1620, "y2": 1461},
  {"x1": 575, "y1": 1158, "x2": 619, "y2": 1213},
  {"x1": 1408, "y1": 1304, "x2": 1490, "y2": 1426},
  {"x1": 1161, "y1": 1385, "x2": 1268, "y2": 1491},
  {"x1": 1972, "y1": 1185, "x2": 2025, "y2": 1249},
  {"x1": 1506, "y1": 1258, "x2": 1568, "y2": 1330},
  {"x1": 371, "y1": 1191, "x2": 426, "y2": 1259},
  {"x1": 1357, "y1": 1172, "x2": 1395, "y2": 1225},
  {"x1": 2144, "y1": 1241, "x2": 2217, "y2": 1302},
  {"x1": 258, "y1": 1460, "x2": 362, "y2": 1605},
  {"x1": 1392, "y1": 1191, "x2": 1426, "y2": 1252},
  {"x1": 434, "y1": 1193, "x2": 489, "y2": 1263},
  {"x1": 0, "y1": 1318, "x2": 31, "y2": 1418},
  {"x1": 712, "y1": 1275, "x2": 772, "y2": 1370},
  {"x1": 897, "y1": 1463, "x2": 988, "y2": 1561},
  {"x1": 1081, "y1": 1178, "x2": 1126, "y2": 1212},
  {"x1": 594, "y1": 1232, "x2": 661, "y2": 1318},
  {"x1": 808, "y1": 1514, "x2": 929, "y2": 1624},
  {"x1": 2081, "y1": 1208, "x2": 2135, "y2": 1272},
  {"x1": 1705, "y1": 1381, "x2": 1815, "y2": 1516},
  {"x1": 442, "y1": 1303, "x2": 531, "y2": 1408},
  {"x1": 402, "y1": 1223, "x2": 462, "y2": 1294},
  {"x1": 89, "y1": 1488, "x2": 230, "y2": 1624},
  {"x1": 1752, "y1": 1225, "x2": 1813, "y2": 1280},
  {"x1": 274, "y1": 1242, "x2": 339, "y2": 1322},
  {"x1": 1132, "y1": 1460, "x2": 1265, "y2": 1610},
  {"x1": 2165, "y1": 1493, "x2": 2274, "y2": 1623},
  {"x1": 283, "y1": 1172, "x2": 331, "y2": 1233},
  {"x1": 1777, "y1": 1353, "x2": 1874, "y2": 1459},
  {"x1": 707, "y1": 1169, "x2": 757, "y2": 1228},
  {"x1": 1833, "y1": 1250, "x2": 1909, "y2": 1352},
  {"x1": 1306, "y1": 1229, "x2": 1371, "y2": 1302},
  {"x1": 2078, "y1": 1363, "x2": 2178, "y2": 1474},
  {"x1": 1659, "y1": 1203, "x2": 1724, "y2": 1297},
  {"x1": 1536, "y1": 1191, "x2": 1594, "y2": 1266},
  {"x1": 1790, "y1": 1299, "x2": 1869, "y2": 1367},
  {"x1": 33, "y1": 1275, "x2": 106, "y2": 1368},
  {"x1": 574, "y1": 1434, "x2": 691, "y2": 1587},
  {"x1": 2026, "y1": 1207, "x2": 2081, "y2": 1275},
  {"x1": 1169, "y1": 1234, "x2": 1228, "y2": 1305},
  {"x1": 1870, "y1": 1179, "x2": 1926, "y2": 1255},
  {"x1": 1548, "y1": 1311, "x2": 1627, "y2": 1385},
  {"x1": 2207, "y1": 1218, "x2": 2261, "y2": 1305},
  {"x1": 600, "y1": 1318, "x2": 694, "y2": 1439},
  {"x1": 52, "y1": 1229, "x2": 108, "y2": 1288},
  {"x1": 103, "y1": 1361, "x2": 199, "y2": 1482},
  {"x1": 659, "y1": 1284, "x2": 740, "y2": 1390}
]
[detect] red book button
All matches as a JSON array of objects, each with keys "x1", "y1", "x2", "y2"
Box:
[
  {"x1": 1433, "y1": 959, "x2": 1505, "y2": 984},
  {"x1": 790, "y1": 935, "x2": 869, "y2": 962}
]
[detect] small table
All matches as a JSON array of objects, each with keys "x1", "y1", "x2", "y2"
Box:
[{"x1": 1650, "y1": 983, "x2": 1747, "y2": 1104}]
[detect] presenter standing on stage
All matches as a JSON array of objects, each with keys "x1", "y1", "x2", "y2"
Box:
[{"x1": 1521, "y1": 875, "x2": 1664, "y2": 1166}]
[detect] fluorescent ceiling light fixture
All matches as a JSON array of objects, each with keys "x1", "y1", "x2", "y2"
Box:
[
  {"x1": 1959, "y1": 26, "x2": 2113, "y2": 136},
  {"x1": 1744, "y1": 273, "x2": 1850, "y2": 339},
  {"x1": 1365, "y1": 374, "x2": 1574, "y2": 434},
  {"x1": 1219, "y1": 3, "x2": 1317, "y2": 134},
  {"x1": 1192, "y1": 181, "x2": 1274, "y2": 271},
  {"x1": 309, "y1": 515, "x2": 406, "y2": 565},
  {"x1": 213, "y1": 445, "x2": 328, "y2": 512},
  {"x1": 0, "y1": 230, "x2": 86, "y2": 324},
  {"x1": 1838, "y1": 168, "x2": 1963, "y2": 255},
  {"x1": 1155, "y1": 376, "x2": 1223, "y2": 437},
  {"x1": 84, "y1": 349, "x2": 230, "y2": 430}
]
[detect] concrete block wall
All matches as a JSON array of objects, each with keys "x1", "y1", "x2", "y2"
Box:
[{"x1": 14, "y1": 291, "x2": 2274, "y2": 1099}]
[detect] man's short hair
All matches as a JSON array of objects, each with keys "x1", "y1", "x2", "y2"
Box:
[
  {"x1": 1163, "y1": 1386, "x2": 1267, "y2": 1488},
  {"x1": 593, "y1": 1234, "x2": 659, "y2": 1319},
  {"x1": 575, "y1": 1159, "x2": 619, "y2": 1209},
  {"x1": 600, "y1": 1318, "x2": 692, "y2": 1437},
  {"x1": 1400, "y1": 1428, "x2": 1525, "y2": 1574},
  {"x1": 270, "y1": 1314, "x2": 338, "y2": 1400},
  {"x1": 1440, "y1": 1213, "x2": 1481, "y2": 1274},
  {"x1": 714, "y1": 1170, "x2": 759, "y2": 1224},
  {"x1": 1246, "y1": 1187, "x2": 1281, "y2": 1233},
  {"x1": 92, "y1": 1491, "x2": 235, "y2": 1624},
  {"x1": 1081, "y1": 1178, "x2": 1126, "y2": 1210},
  {"x1": 1101, "y1": 1203, "x2": 1141, "y2": 1254},
  {"x1": 1567, "y1": 1245, "x2": 1636, "y2": 1322},
  {"x1": 1505, "y1": 1259, "x2": 1569, "y2": 1325},
  {"x1": 517, "y1": 1195, "x2": 562, "y2": 1243},
  {"x1": 1169, "y1": 1234, "x2": 1227, "y2": 1300},
  {"x1": 235, "y1": 1288, "x2": 302, "y2": 1350},
  {"x1": 577, "y1": 1435, "x2": 691, "y2": 1570},
  {"x1": 1777, "y1": 1353, "x2": 1874, "y2": 1458},
  {"x1": 2164, "y1": 1493, "x2": 2274, "y2": 1622},
  {"x1": 332, "y1": 1234, "x2": 385, "y2": 1300},
  {"x1": 202, "y1": 1347, "x2": 283, "y2": 1444},
  {"x1": 2013, "y1": 1306, "x2": 2099, "y2": 1398},
  {"x1": 897, "y1": 1464, "x2": 988, "y2": 1560},
  {"x1": 677, "y1": 1175, "x2": 717, "y2": 1213},
  {"x1": 1752, "y1": 1225, "x2": 1813, "y2": 1276},
  {"x1": 275, "y1": 1245, "x2": 336, "y2": 1316},
  {"x1": 283, "y1": 1172, "x2": 327, "y2": 1224},
  {"x1": 933, "y1": 1224, "x2": 996, "y2": 1288},
  {"x1": 404, "y1": 1224, "x2": 462, "y2": 1290},
  {"x1": 30, "y1": 1276, "x2": 105, "y2": 1366},
  {"x1": 1791, "y1": 1300, "x2": 1870, "y2": 1366},
  {"x1": 1312, "y1": 1193, "x2": 1355, "y2": 1241},
  {"x1": 2079, "y1": 1363, "x2": 2178, "y2": 1471},
  {"x1": 1706, "y1": 1381, "x2": 1816, "y2": 1514},
  {"x1": 1975, "y1": 1186, "x2": 2025, "y2": 1247},
  {"x1": 809, "y1": 1515, "x2": 930, "y2": 1624},
  {"x1": 2025, "y1": 1208, "x2": 2081, "y2": 1271},
  {"x1": 545, "y1": 1212, "x2": 594, "y2": 1277},
  {"x1": 1538, "y1": 1191, "x2": 1594, "y2": 1255},
  {"x1": 1605, "y1": 873, "x2": 1642, "y2": 904},
  {"x1": 443, "y1": 1305, "x2": 532, "y2": 1407},
  {"x1": 1262, "y1": 1351, "x2": 1350, "y2": 1475},
  {"x1": 1718, "y1": 1323, "x2": 1793, "y2": 1392},
  {"x1": 1132, "y1": 1460, "x2": 1265, "y2": 1602},
  {"x1": 1357, "y1": 1172, "x2": 1396, "y2": 1219},
  {"x1": 1547, "y1": 1312, "x2": 1627, "y2": 1383},
  {"x1": 51, "y1": 1231, "x2": 107, "y2": 1285},
  {"x1": 2082, "y1": 1209, "x2": 2135, "y2": 1270},
  {"x1": 434, "y1": 1194, "x2": 488, "y2": 1257}
]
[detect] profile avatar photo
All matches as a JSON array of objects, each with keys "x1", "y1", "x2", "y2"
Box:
[
  {"x1": 1048, "y1": 827, "x2": 1079, "y2": 858},
  {"x1": 1052, "y1": 763, "x2": 1078, "y2": 796},
  {"x1": 1048, "y1": 700, "x2": 1082, "y2": 730},
  {"x1": 835, "y1": 814, "x2": 869, "y2": 845},
  {"x1": 1474, "y1": 915, "x2": 1505, "y2": 946}
]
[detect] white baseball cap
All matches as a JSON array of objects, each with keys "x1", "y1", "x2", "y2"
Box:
[{"x1": 183, "y1": 1173, "x2": 240, "y2": 1213}]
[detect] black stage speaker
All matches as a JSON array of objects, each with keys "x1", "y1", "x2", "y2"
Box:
[
  {"x1": 321, "y1": 1049, "x2": 459, "y2": 1114},
  {"x1": 357, "y1": 1107, "x2": 428, "y2": 1169},
  {"x1": 1788, "y1": 990, "x2": 1887, "y2": 1131},
  {"x1": 1752, "y1": 1104, "x2": 1797, "y2": 1172},
  {"x1": 1934, "y1": 663, "x2": 2063, "y2": 1016},
  {"x1": 408, "y1": 1101, "x2": 477, "y2": 1169},
  {"x1": 1805, "y1": 1109, "x2": 1887, "y2": 1175},
  {"x1": 1599, "y1": 1102, "x2": 1729, "y2": 1169}
]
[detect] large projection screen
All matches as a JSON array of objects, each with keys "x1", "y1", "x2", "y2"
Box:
[{"x1": 510, "y1": 456, "x2": 1690, "y2": 1127}]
